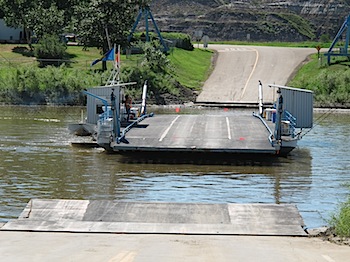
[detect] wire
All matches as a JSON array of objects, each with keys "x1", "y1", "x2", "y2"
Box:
[{"x1": 300, "y1": 108, "x2": 334, "y2": 138}]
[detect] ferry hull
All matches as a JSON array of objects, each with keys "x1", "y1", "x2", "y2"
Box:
[{"x1": 68, "y1": 123, "x2": 95, "y2": 136}]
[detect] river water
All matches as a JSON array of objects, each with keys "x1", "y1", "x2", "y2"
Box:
[{"x1": 0, "y1": 105, "x2": 349, "y2": 229}]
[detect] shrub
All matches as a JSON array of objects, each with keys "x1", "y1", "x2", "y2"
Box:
[
  {"x1": 140, "y1": 41, "x2": 172, "y2": 73},
  {"x1": 131, "y1": 32, "x2": 194, "y2": 51},
  {"x1": 34, "y1": 34, "x2": 68, "y2": 67},
  {"x1": 290, "y1": 64, "x2": 350, "y2": 106},
  {"x1": 0, "y1": 66, "x2": 101, "y2": 105},
  {"x1": 330, "y1": 196, "x2": 350, "y2": 237},
  {"x1": 320, "y1": 34, "x2": 331, "y2": 43},
  {"x1": 122, "y1": 65, "x2": 177, "y2": 105},
  {"x1": 0, "y1": 67, "x2": 46, "y2": 104}
]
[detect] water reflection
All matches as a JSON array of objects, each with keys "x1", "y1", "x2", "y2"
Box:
[{"x1": 0, "y1": 106, "x2": 349, "y2": 229}]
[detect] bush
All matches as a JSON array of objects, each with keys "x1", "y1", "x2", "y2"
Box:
[
  {"x1": 330, "y1": 195, "x2": 350, "y2": 237},
  {"x1": 0, "y1": 67, "x2": 45, "y2": 104},
  {"x1": 0, "y1": 66, "x2": 101, "y2": 105},
  {"x1": 290, "y1": 63, "x2": 350, "y2": 106},
  {"x1": 320, "y1": 34, "x2": 331, "y2": 43},
  {"x1": 130, "y1": 32, "x2": 194, "y2": 51},
  {"x1": 122, "y1": 65, "x2": 177, "y2": 105},
  {"x1": 120, "y1": 42, "x2": 188, "y2": 104},
  {"x1": 162, "y1": 32, "x2": 194, "y2": 51},
  {"x1": 34, "y1": 34, "x2": 68, "y2": 67},
  {"x1": 139, "y1": 41, "x2": 172, "y2": 73},
  {"x1": 175, "y1": 37, "x2": 194, "y2": 51}
]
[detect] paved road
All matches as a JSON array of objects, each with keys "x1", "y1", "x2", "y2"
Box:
[
  {"x1": 0, "y1": 231, "x2": 348, "y2": 262},
  {"x1": 196, "y1": 45, "x2": 317, "y2": 104}
]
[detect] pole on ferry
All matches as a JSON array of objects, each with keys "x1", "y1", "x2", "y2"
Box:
[
  {"x1": 274, "y1": 88, "x2": 283, "y2": 141},
  {"x1": 140, "y1": 80, "x2": 148, "y2": 116},
  {"x1": 111, "y1": 88, "x2": 120, "y2": 140},
  {"x1": 258, "y1": 80, "x2": 264, "y2": 116}
]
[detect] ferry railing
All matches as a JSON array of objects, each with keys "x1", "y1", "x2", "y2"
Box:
[
  {"x1": 252, "y1": 112, "x2": 274, "y2": 146},
  {"x1": 102, "y1": 110, "x2": 112, "y2": 121},
  {"x1": 117, "y1": 112, "x2": 154, "y2": 144},
  {"x1": 282, "y1": 110, "x2": 297, "y2": 137}
]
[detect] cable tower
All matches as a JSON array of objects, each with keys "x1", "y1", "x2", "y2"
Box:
[{"x1": 128, "y1": 1, "x2": 169, "y2": 52}]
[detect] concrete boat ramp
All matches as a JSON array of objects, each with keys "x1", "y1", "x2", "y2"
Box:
[
  {"x1": 2, "y1": 201, "x2": 350, "y2": 262},
  {"x1": 1, "y1": 199, "x2": 306, "y2": 236}
]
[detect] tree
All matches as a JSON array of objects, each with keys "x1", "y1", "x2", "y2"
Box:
[
  {"x1": 1, "y1": 0, "x2": 140, "y2": 70},
  {"x1": 28, "y1": 3, "x2": 66, "y2": 39},
  {"x1": 0, "y1": 0, "x2": 37, "y2": 46},
  {"x1": 122, "y1": 41, "x2": 177, "y2": 104},
  {"x1": 74, "y1": 0, "x2": 139, "y2": 69},
  {"x1": 0, "y1": 0, "x2": 78, "y2": 47}
]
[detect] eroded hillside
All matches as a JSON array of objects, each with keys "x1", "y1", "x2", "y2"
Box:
[{"x1": 148, "y1": 0, "x2": 350, "y2": 41}]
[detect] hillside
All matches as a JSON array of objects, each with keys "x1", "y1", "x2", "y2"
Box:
[{"x1": 148, "y1": 0, "x2": 350, "y2": 41}]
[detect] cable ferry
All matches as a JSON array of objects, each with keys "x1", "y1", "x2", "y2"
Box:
[{"x1": 82, "y1": 81, "x2": 313, "y2": 157}]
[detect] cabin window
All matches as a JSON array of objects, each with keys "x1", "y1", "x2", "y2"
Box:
[{"x1": 96, "y1": 105, "x2": 104, "y2": 114}]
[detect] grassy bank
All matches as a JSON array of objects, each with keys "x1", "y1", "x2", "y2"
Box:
[
  {"x1": 2, "y1": 42, "x2": 350, "y2": 106},
  {"x1": 330, "y1": 186, "x2": 350, "y2": 238},
  {"x1": 168, "y1": 48, "x2": 213, "y2": 89},
  {"x1": 0, "y1": 44, "x2": 141, "y2": 70},
  {"x1": 0, "y1": 44, "x2": 213, "y2": 104},
  {"x1": 0, "y1": 44, "x2": 212, "y2": 85},
  {"x1": 288, "y1": 53, "x2": 350, "y2": 107}
]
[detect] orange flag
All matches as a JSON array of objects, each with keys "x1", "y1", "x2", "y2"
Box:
[{"x1": 115, "y1": 45, "x2": 120, "y2": 69}]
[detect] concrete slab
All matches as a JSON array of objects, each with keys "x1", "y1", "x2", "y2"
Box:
[
  {"x1": 0, "y1": 220, "x2": 307, "y2": 236},
  {"x1": 83, "y1": 201, "x2": 230, "y2": 224},
  {"x1": 1, "y1": 199, "x2": 306, "y2": 236}
]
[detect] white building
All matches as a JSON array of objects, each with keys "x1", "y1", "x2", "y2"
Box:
[{"x1": 0, "y1": 19, "x2": 22, "y2": 43}]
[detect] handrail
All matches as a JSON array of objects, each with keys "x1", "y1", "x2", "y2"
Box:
[
  {"x1": 283, "y1": 110, "x2": 296, "y2": 137},
  {"x1": 283, "y1": 111, "x2": 296, "y2": 126},
  {"x1": 253, "y1": 112, "x2": 274, "y2": 146},
  {"x1": 117, "y1": 112, "x2": 154, "y2": 144}
]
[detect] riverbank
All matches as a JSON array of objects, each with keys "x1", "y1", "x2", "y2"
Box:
[
  {"x1": 0, "y1": 44, "x2": 211, "y2": 105},
  {"x1": 309, "y1": 227, "x2": 350, "y2": 246},
  {"x1": 1, "y1": 43, "x2": 350, "y2": 107}
]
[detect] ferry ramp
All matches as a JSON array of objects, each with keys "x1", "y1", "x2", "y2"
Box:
[{"x1": 110, "y1": 114, "x2": 276, "y2": 156}]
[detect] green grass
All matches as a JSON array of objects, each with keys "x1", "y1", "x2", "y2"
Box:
[
  {"x1": 168, "y1": 48, "x2": 213, "y2": 89},
  {"x1": 66, "y1": 46, "x2": 144, "y2": 70},
  {"x1": 288, "y1": 52, "x2": 350, "y2": 106},
  {"x1": 287, "y1": 53, "x2": 322, "y2": 85},
  {"x1": 0, "y1": 44, "x2": 142, "y2": 70},
  {"x1": 330, "y1": 186, "x2": 350, "y2": 238},
  {"x1": 65, "y1": 46, "x2": 101, "y2": 69},
  {"x1": 289, "y1": 53, "x2": 350, "y2": 85},
  {"x1": 0, "y1": 44, "x2": 32, "y2": 59},
  {"x1": 0, "y1": 43, "x2": 214, "y2": 94}
]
